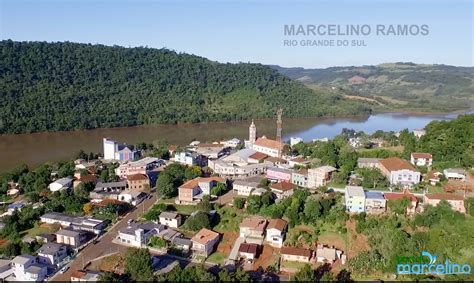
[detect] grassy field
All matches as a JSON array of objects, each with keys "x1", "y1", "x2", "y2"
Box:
[
  {"x1": 213, "y1": 206, "x2": 245, "y2": 233},
  {"x1": 20, "y1": 224, "x2": 54, "y2": 238},
  {"x1": 206, "y1": 252, "x2": 226, "y2": 265},
  {"x1": 281, "y1": 260, "x2": 310, "y2": 269}
]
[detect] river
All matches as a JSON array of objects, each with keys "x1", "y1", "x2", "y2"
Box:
[{"x1": 0, "y1": 111, "x2": 468, "y2": 173}]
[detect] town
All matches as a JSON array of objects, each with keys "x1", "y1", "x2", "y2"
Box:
[{"x1": 0, "y1": 111, "x2": 472, "y2": 282}]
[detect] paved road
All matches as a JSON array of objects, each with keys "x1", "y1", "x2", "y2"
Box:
[{"x1": 51, "y1": 194, "x2": 158, "y2": 281}]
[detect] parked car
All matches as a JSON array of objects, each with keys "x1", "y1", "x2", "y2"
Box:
[{"x1": 59, "y1": 266, "x2": 69, "y2": 274}]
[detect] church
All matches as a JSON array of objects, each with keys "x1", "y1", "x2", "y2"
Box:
[{"x1": 246, "y1": 119, "x2": 283, "y2": 158}]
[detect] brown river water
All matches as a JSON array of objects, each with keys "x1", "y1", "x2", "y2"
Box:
[{"x1": 0, "y1": 112, "x2": 464, "y2": 173}]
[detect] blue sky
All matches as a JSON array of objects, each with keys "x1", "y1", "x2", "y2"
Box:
[{"x1": 1, "y1": 0, "x2": 472, "y2": 68}]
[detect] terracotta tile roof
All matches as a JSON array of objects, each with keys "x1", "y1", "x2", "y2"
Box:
[
  {"x1": 296, "y1": 168, "x2": 308, "y2": 175},
  {"x1": 266, "y1": 219, "x2": 287, "y2": 231},
  {"x1": 249, "y1": 152, "x2": 268, "y2": 161},
  {"x1": 271, "y1": 182, "x2": 297, "y2": 192},
  {"x1": 168, "y1": 145, "x2": 178, "y2": 152},
  {"x1": 95, "y1": 199, "x2": 125, "y2": 207},
  {"x1": 281, "y1": 246, "x2": 312, "y2": 258},
  {"x1": 380, "y1": 157, "x2": 416, "y2": 172},
  {"x1": 427, "y1": 170, "x2": 442, "y2": 180},
  {"x1": 191, "y1": 228, "x2": 219, "y2": 245},
  {"x1": 240, "y1": 217, "x2": 268, "y2": 231},
  {"x1": 290, "y1": 157, "x2": 308, "y2": 163},
  {"x1": 70, "y1": 270, "x2": 86, "y2": 279},
  {"x1": 238, "y1": 243, "x2": 259, "y2": 255},
  {"x1": 425, "y1": 193, "x2": 464, "y2": 201},
  {"x1": 179, "y1": 177, "x2": 224, "y2": 190},
  {"x1": 126, "y1": 174, "x2": 148, "y2": 181},
  {"x1": 79, "y1": 174, "x2": 98, "y2": 183},
  {"x1": 254, "y1": 137, "x2": 283, "y2": 150},
  {"x1": 265, "y1": 156, "x2": 287, "y2": 163},
  {"x1": 411, "y1": 152, "x2": 432, "y2": 159},
  {"x1": 383, "y1": 191, "x2": 417, "y2": 202}
]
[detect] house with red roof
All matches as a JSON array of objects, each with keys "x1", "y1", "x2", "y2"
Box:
[
  {"x1": 424, "y1": 193, "x2": 465, "y2": 213},
  {"x1": 410, "y1": 153, "x2": 433, "y2": 167},
  {"x1": 379, "y1": 157, "x2": 420, "y2": 187}
]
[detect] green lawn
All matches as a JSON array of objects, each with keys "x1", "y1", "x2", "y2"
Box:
[
  {"x1": 427, "y1": 185, "x2": 444, "y2": 193},
  {"x1": 21, "y1": 225, "x2": 50, "y2": 238},
  {"x1": 206, "y1": 252, "x2": 226, "y2": 265},
  {"x1": 281, "y1": 260, "x2": 310, "y2": 270}
]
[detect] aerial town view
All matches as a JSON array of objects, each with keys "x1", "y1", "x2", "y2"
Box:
[{"x1": 0, "y1": 0, "x2": 473, "y2": 282}]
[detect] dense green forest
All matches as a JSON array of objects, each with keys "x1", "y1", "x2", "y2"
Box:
[
  {"x1": 272, "y1": 63, "x2": 474, "y2": 112},
  {"x1": 0, "y1": 40, "x2": 370, "y2": 134}
]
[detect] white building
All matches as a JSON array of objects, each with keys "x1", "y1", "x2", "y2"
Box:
[
  {"x1": 40, "y1": 212, "x2": 108, "y2": 234},
  {"x1": 247, "y1": 120, "x2": 283, "y2": 157},
  {"x1": 159, "y1": 211, "x2": 182, "y2": 228},
  {"x1": 265, "y1": 219, "x2": 287, "y2": 248},
  {"x1": 290, "y1": 137, "x2": 303, "y2": 147},
  {"x1": 174, "y1": 151, "x2": 206, "y2": 167},
  {"x1": 37, "y1": 243, "x2": 67, "y2": 266},
  {"x1": 0, "y1": 259, "x2": 13, "y2": 280},
  {"x1": 224, "y1": 138, "x2": 241, "y2": 148},
  {"x1": 11, "y1": 255, "x2": 47, "y2": 282},
  {"x1": 412, "y1": 129, "x2": 426, "y2": 138},
  {"x1": 232, "y1": 176, "x2": 263, "y2": 196},
  {"x1": 118, "y1": 190, "x2": 147, "y2": 206},
  {"x1": 379, "y1": 157, "x2": 421, "y2": 186},
  {"x1": 49, "y1": 177, "x2": 73, "y2": 192},
  {"x1": 410, "y1": 153, "x2": 433, "y2": 167},
  {"x1": 118, "y1": 222, "x2": 165, "y2": 247},
  {"x1": 345, "y1": 186, "x2": 366, "y2": 213},
  {"x1": 443, "y1": 168, "x2": 466, "y2": 181}
]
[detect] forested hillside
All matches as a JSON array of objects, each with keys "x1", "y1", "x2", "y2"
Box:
[
  {"x1": 0, "y1": 40, "x2": 370, "y2": 134},
  {"x1": 272, "y1": 63, "x2": 474, "y2": 113}
]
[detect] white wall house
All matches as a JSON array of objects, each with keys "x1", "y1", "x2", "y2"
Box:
[
  {"x1": 265, "y1": 219, "x2": 287, "y2": 248},
  {"x1": 118, "y1": 222, "x2": 165, "y2": 247},
  {"x1": 49, "y1": 177, "x2": 73, "y2": 192},
  {"x1": 37, "y1": 243, "x2": 68, "y2": 266},
  {"x1": 410, "y1": 153, "x2": 433, "y2": 167},
  {"x1": 12, "y1": 255, "x2": 47, "y2": 282},
  {"x1": 159, "y1": 212, "x2": 182, "y2": 228},
  {"x1": 443, "y1": 168, "x2": 466, "y2": 181}
]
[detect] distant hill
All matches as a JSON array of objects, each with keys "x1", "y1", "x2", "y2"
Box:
[
  {"x1": 0, "y1": 40, "x2": 371, "y2": 134},
  {"x1": 271, "y1": 63, "x2": 474, "y2": 112}
]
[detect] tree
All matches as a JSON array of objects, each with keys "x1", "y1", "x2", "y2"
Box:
[
  {"x1": 211, "y1": 182, "x2": 226, "y2": 196},
  {"x1": 246, "y1": 195, "x2": 262, "y2": 214},
  {"x1": 293, "y1": 264, "x2": 315, "y2": 281},
  {"x1": 197, "y1": 195, "x2": 213, "y2": 212},
  {"x1": 149, "y1": 236, "x2": 167, "y2": 248},
  {"x1": 83, "y1": 203, "x2": 94, "y2": 215},
  {"x1": 157, "y1": 173, "x2": 177, "y2": 198},
  {"x1": 233, "y1": 197, "x2": 245, "y2": 209},
  {"x1": 124, "y1": 248, "x2": 154, "y2": 281},
  {"x1": 98, "y1": 272, "x2": 121, "y2": 282},
  {"x1": 183, "y1": 211, "x2": 210, "y2": 231},
  {"x1": 387, "y1": 198, "x2": 410, "y2": 215}
]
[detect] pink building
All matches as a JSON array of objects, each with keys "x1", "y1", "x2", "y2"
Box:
[{"x1": 266, "y1": 167, "x2": 293, "y2": 182}]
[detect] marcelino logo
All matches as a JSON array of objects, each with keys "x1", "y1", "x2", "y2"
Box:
[{"x1": 396, "y1": 251, "x2": 472, "y2": 275}]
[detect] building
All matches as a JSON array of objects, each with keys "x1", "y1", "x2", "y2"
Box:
[
  {"x1": 345, "y1": 186, "x2": 366, "y2": 213},
  {"x1": 248, "y1": 152, "x2": 268, "y2": 164},
  {"x1": 357, "y1": 158, "x2": 381, "y2": 169},
  {"x1": 307, "y1": 166, "x2": 337, "y2": 188},
  {"x1": 291, "y1": 169, "x2": 308, "y2": 188},
  {"x1": 315, "y1": 245, "x2": 337, "y2": 263},
  {"x1": 159, "y1": 211, "x2": 182, "y2": 228},
  {"x1": 208, "y1": 148, "x2": 271, "y2": 178},
  {"x1": 118, "y1": 222, "x2": 165, "y2": 247},
  {"x1": 73, "y1": 174, "x2": 98, "y2": 189},
  {"x1": 266, "y1": 167, "x2": 293, "y2": 182},
  {"x1": 265, "y1": 219, "x2": 287, "y2": 248},
  {"x1": 171, "y1": 237, "x2": 193, "y2": 252},
  {"x1": 410, "y1": 153, "x2": 433, "y2": 167},
  {"x1": 191, "y1": 228, "x2": 220, "y2": 257},
  {"x1": 49, "y1": 177, "x2": 73, "y2": 192},
  {"x1": 7, "y1": 201, "x2": 26, "y2": 214},
  {"x1": 412, "y1": 129, "x2": 426, "y2": 138},
  {"x1": 224, "y1": 138, "x2": 242, "y2": 148},
  {"x1": 174, "y1": 151, "x2": 207, "y2": 167},
  {"x1": 232, "y1": 176, "x2": 263, "y2": 196},
  {"x1": 238, "y1": 243, "x2": 260, "y2": 260},
  {"x1": 379, "y1": 157, "x2": 420, "y2": 186},
  {"x1": 115, "y1": 157, "x2": 162, "y2": 178},
  {"x1": 290, "y1": 137, "x2": 303, "y2": 147},
  {"x1": 193, "y1": 143, "x2": 228, "y2": 159},
  {"x1": 288, "y1": 157, "x2": 310, "y2": 168},
  {"x1": 90, "y1": 181, "x2": 128, "y2": 201},
  {"x1": 383, "y1": 190, "x2": 419, "y2": 215},
  {"x1": 118, "y1": 190, "x2": 147, "y2": 205},
  {"x1": 0, "y1": 259, "x2": 12, "y2": 280},
  {"x1": 426, "y1": 170, "x2": 443, "y2": 185},
  {"x1": 252, "y1": 137, "x2": 283, "y2": 158},
  {"x1": 364, "y1": 191, "x2": 386, "y2": 213},
  {"x1": 424, "y1": 193, "x2": 466, "y2": 213},
  {"x1": 40, "y1": 212, "x2": 108, "y2": 234},
  {"x1": 280, "y1": 247, "x2": 312, "y2": 263},
  {"x1": 239, "y1": 217, "x2": 267, "y2": 239},
  {"x1": 177, "y1": 177, "x2": 225, "y2": 204},
  {"x1": 56, "y1": 229, "x2": 87, "y2": 248},
  {"x1": 70, "y1": 270, "x2": 102, "y2": 282},
  {"x1": 11, "y1": 255, "x2": 47, "y2": 282},
  {"x1": 102, "y1": 138, "x2": 138, "y2": 162},
  {"x1": 126, "y1": 174, "x2": 150, "y2": 191},
  {"x1": 271, "y1": 182, "x2": 297, "y2": 200},
  {"x1": 37, "y1": 242, "x2": 67, "y2": 266},
  {"x1": 443, "y1": 168, "x2": 466, "y2": 181}
]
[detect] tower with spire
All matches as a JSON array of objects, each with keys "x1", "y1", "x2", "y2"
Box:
[{"x1": 248, "y1": 119, "x2": 257, "y2": 149}]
